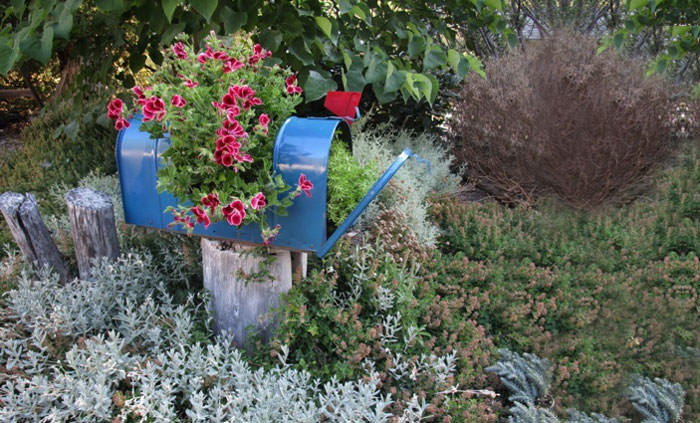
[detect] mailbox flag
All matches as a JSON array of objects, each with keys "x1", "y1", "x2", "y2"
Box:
[{"x1": 324, "y1": 91, "x2": 361, "y2": 125}]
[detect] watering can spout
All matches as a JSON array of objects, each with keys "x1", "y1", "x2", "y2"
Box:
[{"x1": 318, "y1": 148, "x2": 414, "y2": 257}]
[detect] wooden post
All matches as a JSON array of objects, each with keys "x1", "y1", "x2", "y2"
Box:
[
  {"x1": 0, "y1": 192, "x2": 69, "y2": 281},
  {"x1": 66, "y1": 188, "x2": 120, "y2": 280},
  {"x1": 291, "y1": 251, "x2": 308, "y2": 279},
  {"x1": 201, "y1": 238, "x2": 292, "y2": 347}
]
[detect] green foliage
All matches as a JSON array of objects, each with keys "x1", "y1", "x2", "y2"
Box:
[
  {"x1": 326, "y1": 139, "x2": 376, "y2": 226},
  {"x1": 626, "y1": 376, "x2": 686, "y2": 423},
  {"x1": 486, "y1": 349, "x2": 552, "y2": 405},
  {"x1": 249, "y1": 216, "x2": 496, "y2": 420},
  {"x1": 0, "y1": 0, "x2": 511, "y2": 105},
  {"x1": 605, "y1": 0, "x2": 700, "y2": 88},
  {"x1": 0, "y1": 88, "x2": 116, "y2": 207},
  {"x1": 429, "y1": 147, "x2": 700, "y2": 420}
]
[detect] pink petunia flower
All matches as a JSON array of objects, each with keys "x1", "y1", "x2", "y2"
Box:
[
  {"x1": 184, "y1": 79, "x2": 199, "y2": 88},
  {"x1": 250, "y1": 192, "x2": 266, "y2": 210},
  {"x1": 190, "y1": 206, "x2": 211, "y2": 229},
  {"x1": 171, "y1": 94, "x2": 187, "y2": 108},
  {"x1": 201, "y1": 193, "x2": 220, "y2": 215},
  {"x1": 197, "y1": 54, "x2": 208, "y2": 64},
  {"x1": 298, "y1": 173, "x2": 313, "y2": 198},
  {"x1": 142, "y1": 96, "x2": 166, "y2": 122},
  {"x1": 222, "y1": 200, "x2": 246, "y2": 226},
  {"x1": 172, "y1": 42, "x2": 188, "y2": 60},
  {"x1": 114, "y1": 117, "x2": 130, "y2": 131}
]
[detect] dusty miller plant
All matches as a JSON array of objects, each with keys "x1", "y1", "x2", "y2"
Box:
[
  {"x1": 508, "y1": 402, "x2": 560, "y2": 423},
  {"x1": 625, "y1": 376, "x2": 685, "y2": 423},
  {"x1": 0, "y1": 251, "x2": 425, "y2": 422},
  {"x1": 567, "y1": 409, "x2": 619, "y2": 423},
  {"x1": 486, "y1": 348, "x2": 552, "y2": 405}
]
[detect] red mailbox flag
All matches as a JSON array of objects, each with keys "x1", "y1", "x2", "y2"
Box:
[{"x1": 324, "y1": 91, "x2": 362, "y2": 125}]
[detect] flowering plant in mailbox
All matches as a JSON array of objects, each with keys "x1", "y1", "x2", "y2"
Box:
[{"x1": 108, "y1": 32, "x2": 311, "y2": 243}]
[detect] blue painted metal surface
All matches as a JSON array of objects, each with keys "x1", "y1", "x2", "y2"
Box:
[{"x1": 116, "y1": 115, "x2": 411, "y2": 256}]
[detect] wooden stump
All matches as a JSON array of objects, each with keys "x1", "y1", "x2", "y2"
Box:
[
  {"x1": 291, "y1": 251, "x2": 308, "y2": 279},
  {"x1": 201, "y1": 238, "x2": 292, "y2": 347},
  {"x1": 0, "y1": 192, "x2": 68, "y2": 281},
  {"x1": 66, "y1": 188, "x2": 120, "y2": 280}
]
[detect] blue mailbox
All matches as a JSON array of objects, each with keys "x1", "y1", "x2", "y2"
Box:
[{"x1": 116, "y1": 115, "x2": 413, "y2": 257}]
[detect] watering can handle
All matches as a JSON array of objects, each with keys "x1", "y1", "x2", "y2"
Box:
[{"x1": 318, "y1": 148, "x2": 413, "y2": 257}]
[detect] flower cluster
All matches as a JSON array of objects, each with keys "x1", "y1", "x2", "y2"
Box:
[
  {"x1": 112, "y1": 33, "x2": 310, "y2": 244},
  {"x1": 106, "y1": 98, "x2": 130, "y2": 130}
]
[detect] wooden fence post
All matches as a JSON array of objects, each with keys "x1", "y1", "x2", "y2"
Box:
[
  {"x1": 0, "y1": 192, "x2": 69, "y2": 281},
  {"x1": 201, "y1": 238, "x2": 292, "y2": 347},
  {"x1": 66, "y1": 188, "x2": 120, "y2": 280}
]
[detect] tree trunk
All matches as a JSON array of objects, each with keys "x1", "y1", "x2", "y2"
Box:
[
  {"x1": 201, "y1": 238, "x2": 292, "y2": 347},
  {"x1": 66, "y1": 188, "x2": 120, "y2": 280},
  {"x1": 0, "y1": 192, "x2": 69, "y2": 281}
]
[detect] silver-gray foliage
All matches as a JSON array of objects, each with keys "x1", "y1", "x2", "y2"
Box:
[
  {"x1": 625, "y1": 376, "x2": 685, "y2": 423},
  {"x1": 352, "y1": 120, "x2": 461, "y2": 246},
  {"x1": 567, "y1": 409, "x2": 619, "y2": 423},
  {"x1": 0, "y1": 251, "x2": 424, "y2": 422},
  {"x1": 485, "y1": 348, "x2": 552, "y2": 405},
  {"x1": 509, "y1": 402, "x2": 560, "y2": 423}
]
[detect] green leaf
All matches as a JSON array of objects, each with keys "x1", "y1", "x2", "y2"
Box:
[
  {"x1": 506, "y1": 31, "x2": 519, "y2": 48},
  {"x1": 350, "y1": 5, "x2": 368, "y2": 23},
  {"x1": 259, "y1": 30, "x2": 283, "y2": 52},
  {"x1": 221, "y1": 7, "x2": 246, "y2": 34},
  {"x1": 671, "y1": 25, "x2": 690, "y2": 37},
  {"x1": 10, "y1": 0, "x2": 26, "y2": 19},
  {"x1": 365, "y1": 57, "x2": 388, "y2": 84},
  {"x1": 447, "y1": 49, "x2": 460, "y2": 73},
  {"x1": 64, "y1": 120, "x2": 79, "y2": 140},
  {"x1": 408, "y1": 34, "x2": 425, "y2": 57},
  {"x1": 162, "y1": 0, "x2": 179, "y2": 22},
  {"x1": 315, "y1": 16, "x2": 333, "y2": 40},
  {"x1": 343, "y1": 68, "x2": 366, "y2": 92},
  {"x1": 628, "y1": 0, "x2": 647, "y2": 10},
  {"x1": 484, "y1": 0, "x2": 503, "y2": 10},
  {"x1": 95, "y1": 0, "x2": 125, "y2": 12},
  {"x1": 53, "y1": 0, "x2": 80, "y2": 39},
  {"x1": 0, "y1": 40, "x2": 19, "y2": 75},
  {"x1": 303, "y1": 70, "x2": 337, "y2": 102},
  {"x1": 613, "y1": 32, "x2": 625, "y2": 48},
  {"x1": 384, "y1": 65, "x2": 406, "y2": 92},
  {"x1": 371, "y1": 82, "x2": 398, "y2": 104},
  {"x1": 338, "y1": 0, "x2": 352, "y2": 13},
  {"x1": 21, "y1": 26, "x2": 54, "y2": 64},
  {"x1": 656, "y1": 56, "x2": 669, "y2": 74},
  {"x1": 423, "y1": 45, "x2": 447, "y2": 70},
  {"x1": 289, "y1": 38, "x2": 314, "y2": 66},
  {"x1": 412, "y1": 73, "x2": 433, "y2": 103},
  {"x1": 466, "y1": 53, "x2": 485, "y2": 78},
  {"x1": 191, "y1": 0, "x2": 218, "y2": 22},
  {"x1": 161, "y1": 22, "x2": 186, "y2": 44}
]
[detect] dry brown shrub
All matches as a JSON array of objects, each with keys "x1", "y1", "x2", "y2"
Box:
[{"x1": 449, "y1": 29, "x2": 679, "y2": 208}]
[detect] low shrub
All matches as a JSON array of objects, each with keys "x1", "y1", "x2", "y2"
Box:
[
  {"x1": 428, "y1": 149, "x2": 700, "y2": 420},
  {"x1": 449, "y1": 29, "x2": 677, "y2": 208},
  {"x1": 250, "y1": 210, "x2": 498, "y2": 421}
]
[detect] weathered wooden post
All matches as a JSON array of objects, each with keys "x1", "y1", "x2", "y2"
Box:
[
  {"x1": 0, "y1": 192, "x2": 69, "y2": 281},
  {"x1": 66, "y1": 187, "x2": 120, "y2": 280},
  {"x1": 291, "y1": 251, "x2": 308, "y2": 279},
  {"x1": 201, "y1": 238, "x2": 292, "y2": 346}
]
